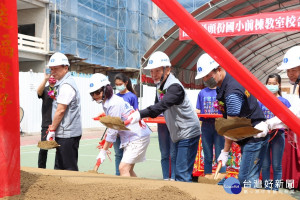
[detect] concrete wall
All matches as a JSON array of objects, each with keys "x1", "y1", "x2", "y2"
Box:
[
  {"x1": 18, "y1": 3, "x2": 50, "y2": 73},
  {"x1": 19, "y1": 61, "x2": 46, "y2": 72},
  {"x1": 17, "y1": 7, "x2": 48, "y2": 42},
  {"x1": 19, "y1": 72, "x2": 104, "y2": 133}
]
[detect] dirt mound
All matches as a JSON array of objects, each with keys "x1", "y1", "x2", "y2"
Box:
[
  {"x1": 4, "y1": 170, "x2": 194, "y2": 200},
  {"x1": 1, "y1": 167, "x2": 296, "y2": 200},
  {"x1": 198, "y1": 176, "x2": 221, "y2": 185}
]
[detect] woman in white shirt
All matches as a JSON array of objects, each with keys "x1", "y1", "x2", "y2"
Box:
[{"x1": 89, "y1": 73, "x2": 151, "y2": 177}]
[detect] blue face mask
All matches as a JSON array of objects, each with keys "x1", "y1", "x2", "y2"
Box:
[
  {"x1": 266, "y1": 85, "x2": 279, "y2": 93},
  {"x1": 116, "y1": 84, "x2": 126, "y2": 92}
]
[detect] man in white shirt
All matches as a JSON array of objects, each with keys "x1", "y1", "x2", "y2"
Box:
[
  {"x1": 47, "y1": 52, "x2": 82, "y2": 171},
  {"x1": 270, "y1": 45, "x2": 300, "y2": 190},
  {"x1": 267, "y1": 46, "x2": 300, "y2": 129}
]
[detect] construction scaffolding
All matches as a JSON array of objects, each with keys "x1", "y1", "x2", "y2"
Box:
[{"x1": 49, "y1": 0, "x2": 209, "y2": 70}]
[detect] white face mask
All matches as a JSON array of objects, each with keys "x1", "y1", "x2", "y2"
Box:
[
  {"x1": 289, "y1": 80, "x2": 296, "y2": 85},
  {"x1": 96, "y1": 99, "x2": 103, "y2": 104},
  {"x1": 153, "y1": 68, "x2": 166, "y2": 85},
  {"x1": 154, "y1": 80, "x2": 161, "y2": 85},
  {"x1": 116, "y1": 84, "x2": 126, "y2": 92}
]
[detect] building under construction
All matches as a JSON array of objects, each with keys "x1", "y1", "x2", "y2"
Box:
[{"x1": 48, "y1": 0, "x2": 209, "y2": 74}]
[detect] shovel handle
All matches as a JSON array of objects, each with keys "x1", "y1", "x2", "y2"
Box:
[
  {"x1": 93, "y1": 158, "x2": 101, "y2": 172},
  {"x1": 93, "y1": 113, "x2": 106, "y2": 121},
  {"x1": 124, "y1": 118, "x2": 132, "y2": 126},
  {"x1": 214, "y1": 161, "x2": 222, "y2": 180}
]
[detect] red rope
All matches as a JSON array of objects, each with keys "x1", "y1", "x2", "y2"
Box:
[{"x1": 268, "y1": 129, "x2": 279, "y2": 143}]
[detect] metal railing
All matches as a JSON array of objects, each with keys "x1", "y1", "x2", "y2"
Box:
[{"x1": 18, "y1": 33, "x2": 47, "y2": 54}]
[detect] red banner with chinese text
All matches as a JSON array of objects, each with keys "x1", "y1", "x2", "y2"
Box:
[
  {"x1": 179, "y1": 10, "x2": 300, "y2": 40},
  {"x1": 141, "y1": 74, "x2": 154, "y2": 84},
  {"x1": 0, "y1": 1, "x2": 20, "y2": 198}
]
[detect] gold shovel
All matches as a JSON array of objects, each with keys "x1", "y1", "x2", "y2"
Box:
[
  {"x1": 99, "y1": 116, "x2": 131, "y2": 131},
  {"x1": 215, "y1": 117, "x2": 261, "y2": 140},
  {"x1": 37, "y1": 137, "x2": 60, "y2": 150}
]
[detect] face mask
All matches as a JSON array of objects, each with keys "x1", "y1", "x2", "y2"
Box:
[
  {"x1": 289, "y1": 75, "x2": 300, "y2": 85},
  {"x1": 96, "y1": 99, "x2": 103, "y2": 104},
  {"x1": 116, "y1": 84, "x2": 126, "y2": 92},
  {"x1": 266, "y1": 85, "x2": 279, "y2": 93},
  {"x1": 204, "y1": 77, "x2": 217, "y2": 88},
  {"x1": 48, "y1": 77, "x2": 56, "y2": 85},
  {"x1": 154, "y1": 80, "x2": 161, "y2": 85},
  {"x1": 289, "y1": 80, "x2": 295, "y2": 85},
  {"x1": 154, "y1": 68, "x2": 166, "y2": 85}
]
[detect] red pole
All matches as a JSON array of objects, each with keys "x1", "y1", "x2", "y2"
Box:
[
  {"x1": 0, "y1": 0, "x2": 20, "y2": 198},
  {"x1": 151, "y1": 0, "x2": 300, "y2": 136}
]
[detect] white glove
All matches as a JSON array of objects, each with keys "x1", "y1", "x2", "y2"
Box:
[
  {"x1": 46, "y1": 130, "x2": 55, "y2": 141},
  {"x1": 266, "y1": 117, "x2": 287, "y2": 130},
  {"x1": 253, "y1": 121, "x2": 269, "y2": 138},
  {"x1": 96, "y1": 149, "x2": 107, "y2": 163},
  {"x1": 217, "y1": 150, "x2": 229, "y2": 167},
  {"x1": 266, "y1": 104, "x2": 299, "y2": 130},
  {"x1": 290, "y1": 104, "x2": 300, "y2": 118},
  {"x1": 127, "y1": 110, "x2": 141, "y2": 124}
]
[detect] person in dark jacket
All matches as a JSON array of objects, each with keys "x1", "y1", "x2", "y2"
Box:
[
  {"x1": 128, "y1": 51, "x2": 201, "y2": 182},
  {"x1": 37, "y1": 72, "x2": 56, "y2": 168},
  {"x1": 195, "y1": 53, "x2": 269, "y2": 188}
]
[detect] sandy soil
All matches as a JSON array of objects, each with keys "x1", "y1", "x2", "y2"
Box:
[{"x1": 2, "y1": 167, "x2": 296, "y2": 200}]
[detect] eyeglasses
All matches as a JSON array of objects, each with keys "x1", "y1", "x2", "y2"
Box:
[{"x1": 90, "y1": 89, "x2": 101, "y2": 96}]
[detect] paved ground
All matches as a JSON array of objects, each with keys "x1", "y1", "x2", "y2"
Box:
[{"x1": 20, "y1": 127, "x2": 163, "y2": 179}]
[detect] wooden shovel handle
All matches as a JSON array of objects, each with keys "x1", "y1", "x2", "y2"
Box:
[
  {"x1": 93, "y1": 158, "x2": 101, "y2": 172},
  {"x1": 214, "y1": 161, "x2": 222, "y2": 180}
]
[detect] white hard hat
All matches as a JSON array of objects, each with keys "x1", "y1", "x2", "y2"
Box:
[
  {"x1": 47, "y1": 52, "x2": 70, "y2": 67},
  {"x1": 88, "y1": 73, "x2": 110, "y2": 93},
  {"x1": 277, "y1": 46, "x2": 300, "y2": 70},
  {"x1": 195, "y1": 53, "x2": 219, "y2": 79},
  {"x1": 144, "y1": 51, "x2": 171, "y2": 70}
]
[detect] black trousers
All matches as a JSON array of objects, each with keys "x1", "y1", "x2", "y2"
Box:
[
  {"x1": 38, "y1": 128, "x2": 48, "y2": 168},
  {"x1": 54, "y1": 136, "x2": 81, "y2": 171}
]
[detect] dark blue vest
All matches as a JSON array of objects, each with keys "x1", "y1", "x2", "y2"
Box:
[{"x1": 216, "y1": 73, "x2": 265, "y2": 126}]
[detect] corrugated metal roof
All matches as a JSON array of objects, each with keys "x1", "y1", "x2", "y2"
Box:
[{"x1": 141, "y1": 0, "x2": 300, "y2": 88}]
